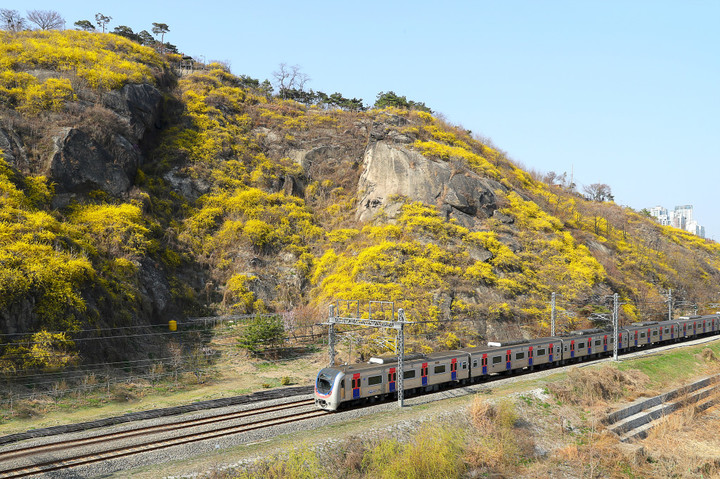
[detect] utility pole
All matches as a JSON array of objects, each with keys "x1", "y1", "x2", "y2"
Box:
[
  {"x1": 667, "y1": 289, "x2": 673, "y2": 321},
  {"x1": 325, "y1": 301, "x2": 411, "y2": 408},
  {"x1": 612, "y1": 293, "x2": 619, "y2": 361},
  {"x1": 550, "y1": 292, "x2": 556, "y2": 336}
]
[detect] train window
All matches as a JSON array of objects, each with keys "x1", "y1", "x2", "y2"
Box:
[
  {"x1": 462, "y1": 362, "x2": 467, "y2": 369},
  {"x1": 578, "y1": 342, "x2": 585, "y2": 349},
  {"x1": 640, "y1": 332, "x2": 646, "y2": 338},
  {"x1": 492, "y1": 356, "x2": 502, "y2": 364},
  {"x1": 537, "y1": 348, "x2": 546, "y2": 356},
  {"x1": 341, "y1": 380, "x2": 345, "y2": 388},
  {"x1": 515, "y1": 352, "x2": 525, "y2": 360},
  {"x1": 472, "y1": 360, "x2": 478, "y2": 368},
  {"x1": 665, "y1": 329, "x2": 669, "y2": 334},
  {"x1": 652, "y1": 331, "x2": 658, "y2": 336},
  {"x1": 434, "y1": 365, "x2": 446, "y2": 374},
  {"x1": 316, "y1": 372, "x2": 335, "y2": 394},
  {"x1": 368, "y1": 375, "x2": 382, "y2": 386},
  {"x1": 595, "y1": 340, "x2": 601, "y2": 346},
  {"x1": 404, "y1": 369, "x2": 416, "y2": 379}
]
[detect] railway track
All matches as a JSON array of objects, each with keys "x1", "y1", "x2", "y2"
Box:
[{"x1": 0, "y1": 398, "x2": 326, "y2": 478}]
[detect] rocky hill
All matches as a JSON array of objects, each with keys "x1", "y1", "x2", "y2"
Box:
[{"x1": 1, "y1": 30, "x2": 719, "y2": 368}]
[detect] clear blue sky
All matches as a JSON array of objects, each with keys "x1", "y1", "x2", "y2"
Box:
[{"x1": 7, "y1": 1, "x2": 720, "y2": 238}]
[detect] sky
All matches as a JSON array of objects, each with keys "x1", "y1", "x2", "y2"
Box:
[{"x1": 7, "y1": 1, "x2": 720, "y2": 238}]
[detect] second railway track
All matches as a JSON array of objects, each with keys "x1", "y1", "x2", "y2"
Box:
[{"x1": 0, "y1": 397, "x2": 326, "y2": 479}]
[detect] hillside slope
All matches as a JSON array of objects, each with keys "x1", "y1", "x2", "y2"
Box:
[{"x1": 1, "y1": 30, "x2": 719, "y2": 368}]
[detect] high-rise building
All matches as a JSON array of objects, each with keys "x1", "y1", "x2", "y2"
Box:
[
  {"x1": 648, "y1": 204, "x2": 704, "y2": 238},
  {"x1": 649, "y1": 206, "x2": 670, "y2": 226}
]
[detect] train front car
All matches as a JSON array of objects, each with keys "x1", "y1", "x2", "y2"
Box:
[{"x1": 315, "y1": 367, "x2": 345, "y2": 411}]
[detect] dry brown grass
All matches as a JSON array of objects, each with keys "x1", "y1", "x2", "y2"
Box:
[
  {"x1": 640, "y1": 391, "x2": 720, "y2": 478},
  {"x1": 464, "y1": 396, "x2": 536, "y2": 475},
  {"x1": 700, "y1": 347, "x2": 719, "y2": 363},
  {"x1": 548, "y1": 365, "x2": 651, "y2": 407}
]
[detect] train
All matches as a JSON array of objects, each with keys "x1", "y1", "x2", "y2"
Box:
[{"x1": 314, "y1": 314, "x2": 720, "y2": 411}]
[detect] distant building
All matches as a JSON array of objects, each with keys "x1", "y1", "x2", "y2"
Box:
[
  {"x1": 649, "y1": 206, "x2": 670, "y2": 226},
  {"x1": 649, "y1": 204, "x2": 705, "y2": 238}
]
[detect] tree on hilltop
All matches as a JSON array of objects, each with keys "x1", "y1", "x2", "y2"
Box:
[
  {"x1": 273, "y1": 63, "x2": 310, "y2": 99},
  {"x1": 27, "y1": 9, "x2": 64, "y2": 30},
  {"x1": 583, "y1": 183, "x2": 614, "y2": 202},
  {"x1": 113, "y1": 25, "x2": 141, "y2": 43},
  {"x1": 138, "y1": 29, "x2": 154, "y2": 46},
  {"x1": 74, "y1": 19, "x2": 95, "y2": 31},
  {"x1": 95, "y1": 13, "x2": 111, "y2": 33},
  {"x1": 374, "y1": 91, "x2": 431, "y2": 112},
  {"x1": 0, "y1": 9, "x2": 27, "y2": 32},
  {"x1": 152, "y1": 22, "x2": 169, "y2": 52}
]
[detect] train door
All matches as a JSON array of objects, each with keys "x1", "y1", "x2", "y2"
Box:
[
  {"x1": 549, "y1": 343, "x2": 554, "y2": 362},
  {"x1": 388, "y1": 368, "x2": 396, "y2": 393},
  {"x1": 683, "y1": 323, "x2": 687, "y2": 337},
  {"x1": 352, "y1": 373, "x2": 361, "y2": 399},
  {"x1": 659, "y1": 327, "x2": 663, "y2": 341},
  {"x1": 570, "y1": 340, "x2": 575, "y2": 359},
  {"x1": 647, "y1": 328, "x2": 652, "y2": 344},
  {"x1": 588, "y1": 337, "x2": 592, "y2": 355},
  {"x1": 481, "y1": 354, "x2": 488, "y2": 375},
  {"x1": 528, "y1": 346, "x2": 534, "y2": 367},
  {"x1": 603, "y1": 335, "x2": 608, "y2": 352},
  {"x1": 634, "y1": 330, "x2": 638, "y2": 347},
  {"x1": 341, "y1": 379, "x2": 345, "y2": 400},
  {"x1": 505, "y1": 350, "x2": 512, "y2": 371},
  {"x1": 451, "y1": 358, "x2": 457, "y2": 380},
  {"x1": 421, "y1": 363, "x2": 428, "y2": 386}
]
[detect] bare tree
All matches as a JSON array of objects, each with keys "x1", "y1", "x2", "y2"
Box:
[
  {"x1": 0, "y1": 9, "x2": 27, "y2": 32},
  {"x1": 27, "y1": 10, "x2": 64, "y2": 30},
  {"x1": 95, "y1": 13, "x2": 111, "y2": 33},
  {"x1": 272, "y1": 63, "x2": 310, "y2": 99},
  {"x1": 583, "y1": 183, "x2": 614, "y2": 202}
]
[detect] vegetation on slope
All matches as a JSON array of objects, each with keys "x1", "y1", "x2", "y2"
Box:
[{"x1": 1, "y1": 29, "x2": 720, "y2": 373}]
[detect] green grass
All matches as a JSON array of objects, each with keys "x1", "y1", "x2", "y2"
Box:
[{"x1": 617, "y1": 341, "x2": 720, "y2": 386}]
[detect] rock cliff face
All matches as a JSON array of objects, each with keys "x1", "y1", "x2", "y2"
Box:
[
  {"x1": 357, "y1": 140, "x2": 504, "y2": 227},
  {"x1": 0, "y1": 82, "x2": 169, "y2": 342},
  {"x1": 44, "y1": 83, "x2": 163, "y2": 199},
  {"x1": 47, "y1": 127, "x2": 141, "y2": 196}
]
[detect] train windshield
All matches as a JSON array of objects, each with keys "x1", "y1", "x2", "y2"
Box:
[{"x1": 316, "y1": 369, "x2": 338, "y2": 394}]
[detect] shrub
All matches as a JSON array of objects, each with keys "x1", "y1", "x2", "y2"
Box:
[
  {"x1": 237, "y1": 315, "x2": 285, "y2": 355},
  {"x1": 362, "y1": 425, "x2": 466, "y2": 479}
]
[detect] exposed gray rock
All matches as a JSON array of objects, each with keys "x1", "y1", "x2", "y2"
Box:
[
  {"x1": 138, "y1": 259, "x2": 172, "y2": 320},
  {"x1": 102, "y1": 83, "x2": 163, "y2": 142},
  {"x1": 288, "y1": 145, "x2": 341, "y2": 173},
  {"x1": 492, "y1": 210, "x2": 515, "y2": 224},
  {"x1": 163, "y1": 167, "x2": 211, "y2": 201},
  {"x1": 46, "y1": 127, "x2": 141, "y2": 196},
  {"x1": 357, "y1": 141, "x2": 501, "y2": 223},
  {"x1": 0, "y1": 126, "x2": 29, "y2": 171}
]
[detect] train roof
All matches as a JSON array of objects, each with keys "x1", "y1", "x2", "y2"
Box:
[{"x1": 333, "y1": 350, "x2": 465, "y2": 373}]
